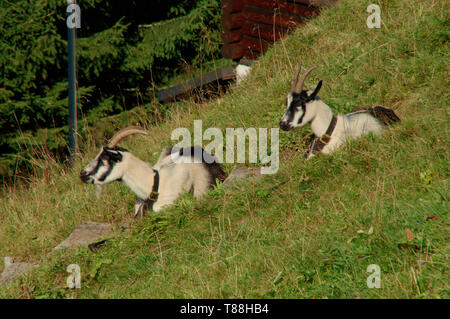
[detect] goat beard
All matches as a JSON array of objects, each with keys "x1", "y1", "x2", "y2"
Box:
[{"x1": 96, "y1": 185, "x2": 103, "y2": 199}]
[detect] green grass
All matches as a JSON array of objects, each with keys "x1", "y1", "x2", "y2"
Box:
[{"x1": 0, "y1": 0, "x2": 448, "y2": 298}]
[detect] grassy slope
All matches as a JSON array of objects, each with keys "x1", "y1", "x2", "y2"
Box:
[{"x1": 0, "y1": 0, "x2": 448, "y2": 298}]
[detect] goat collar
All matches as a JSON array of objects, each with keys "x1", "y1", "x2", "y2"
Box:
[
  {"x1": 307, "y1": 116, "x2": 337, "y2": 156},
  {"x1": 148, "y1": 169, "x2": 160, "y2": 203}
]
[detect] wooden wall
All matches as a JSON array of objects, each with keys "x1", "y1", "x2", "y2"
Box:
[{"x1": 221, "y1": 0, "x2": 338, "y2": 60}]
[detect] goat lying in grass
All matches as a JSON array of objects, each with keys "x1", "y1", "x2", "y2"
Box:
[
  {"x1": 80, "y1": 126, "x2": 226, "y2": 217},
  {"x1": 279, "y1": 66, "x2": 400, "y2": 159}
]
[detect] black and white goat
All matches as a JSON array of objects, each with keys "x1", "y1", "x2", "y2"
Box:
[
  {"x1": 279, "y1": 66, "x2": 400, "y2": 159},
  {"x1": 80, "y1": 126, "x2": 226, "y2": 217}
]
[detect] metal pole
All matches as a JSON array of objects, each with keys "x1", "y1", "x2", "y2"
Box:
[{"x1": 67, "y1": 0, "x2": 78, "y2": 160}]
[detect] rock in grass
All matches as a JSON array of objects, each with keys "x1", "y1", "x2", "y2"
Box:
[
  {"x1": 223, "y1": 166, "x2": 262, "y2": 186},
  {"x1": 1, "y1": 257, "x2": 39, "y2": 286},
  {"x1": 54, "y1": 222, "x2": 113, "y2": 250}
]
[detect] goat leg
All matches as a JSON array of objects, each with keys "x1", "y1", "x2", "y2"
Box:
[{"x1": 134, "y1": 199, "x2": 148, "y2": 219}]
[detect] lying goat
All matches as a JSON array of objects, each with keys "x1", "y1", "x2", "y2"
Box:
[
  {"x1": 80, "y1": 126, "x2": 226, "y2": 217},
  {"x1": 279, "y1": 66, "x2": 400, "y2": 159}
]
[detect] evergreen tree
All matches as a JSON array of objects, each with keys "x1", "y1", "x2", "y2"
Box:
[{"x1": 0, "y1": 0, "x2": 222, "y2": 180}]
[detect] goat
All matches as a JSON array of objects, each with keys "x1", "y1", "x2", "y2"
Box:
[
  {"x1": 80, "y1": 126, "x2": 226, "y2": 217},
  {"x1": 279, "y1": 66, "x2": 400, "y2": 159}
]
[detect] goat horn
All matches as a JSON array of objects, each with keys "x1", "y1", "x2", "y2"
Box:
[
  {"x1": 291, "y1": 65, "x2": 302, "y2": 92},
  {"x1": 107, "y1": 126, "x2": 148, "y2": 147},
  {"x1": 292, "y1": 65, "x2": 318, "y2": 93}
]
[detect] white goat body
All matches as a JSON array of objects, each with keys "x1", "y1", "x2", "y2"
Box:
[
  {"x1": 145, "y1": 146, "x2": 224, "y2": 212},
  {"x1": 279, "y1": 66, "x2": 400, "y2": 159},
  {"x1": 80, "y1": 127, "x2": 225, "y2": 216},
  {"x1": 301, "y1": 100, "x2": 389, "y2": 158}
]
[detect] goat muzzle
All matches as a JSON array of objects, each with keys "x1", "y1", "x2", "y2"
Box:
[
  {"x1": 79, "y1": 169, "x2": 91, "y2": 184},
  {"x1": 279, "y1": 120, "x2": 291, "y2": 131}
]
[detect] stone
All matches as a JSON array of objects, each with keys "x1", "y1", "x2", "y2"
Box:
[
  {"x1": 1, "y1": 257, "x2": 39, "y2": 286},
  {"x1": 54, "y1": 221, "x2": 113, "y2": 250},
  {"x1": 223, "y1": 166, "x2": 262, "y2": 186}
]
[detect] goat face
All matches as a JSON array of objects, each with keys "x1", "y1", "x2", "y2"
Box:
[
  {"x1": 280, "y1": 80, "x2": 322, "y2": 131},
  {"x1": 80, "y1": 146, "x2": 127, "y2": 185}
]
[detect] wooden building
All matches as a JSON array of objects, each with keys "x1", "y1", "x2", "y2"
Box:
[
  {"x1": 157, "y1": 0, "x2": 338, "y2": 103},
  {"x1": 221, "y1": 0, "x2": 338, "y2": 61}
]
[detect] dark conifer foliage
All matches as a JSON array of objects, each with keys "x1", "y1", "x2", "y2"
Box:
[{"x1": 0, "y1": 0, "x2": 222, "y2": 179}]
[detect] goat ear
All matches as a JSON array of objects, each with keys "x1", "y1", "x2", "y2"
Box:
[
  {"x1": 104, "y1": 148, "x2": 122, "y2": 162},
  {"x1": 311, "y1": 80, "x2": 322, "y2": 97},
  {"x1": 310, "y1": 80, "x2": 323, "y2": 98}
]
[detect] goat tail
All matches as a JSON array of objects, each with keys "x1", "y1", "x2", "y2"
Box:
[
  {"x1": 206, "y1": 161, "x2": 228, "y2": 185},
  {"x1": 369, "y1": 106, "x2": 401, "y2": 126},
  {"x1": 200, "y1": 150, "x2": 227, "y2": 185}
]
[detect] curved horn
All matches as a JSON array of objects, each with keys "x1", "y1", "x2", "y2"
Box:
[
  {"x1": 292, "y1": 65, "x2": 318, "y2": 93},
  {"x1": 290, "y1": 67, "x2": 301, "y2": 92},
  {"x1": 107, "y1": 126, "x2": 148, "y2": 147}
]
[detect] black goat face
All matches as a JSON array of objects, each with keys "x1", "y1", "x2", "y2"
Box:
[
  {"x1": 80, "y1": 146, "x2": 126, "y2": 185},
  {"x1": 279, "y1": 80, "x2": 323, "y2": 130}
]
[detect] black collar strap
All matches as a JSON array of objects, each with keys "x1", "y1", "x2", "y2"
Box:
[
  {"x1": 307, "y1": 116, "x2": 337, "y2": 156},
  {"x1": 148, "y1": 169, "x2": 159, "y2": 202}
]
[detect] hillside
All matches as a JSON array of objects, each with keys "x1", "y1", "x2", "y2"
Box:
[{"x1": 0, "y1": 0, "x2": 448, "y2": 298}]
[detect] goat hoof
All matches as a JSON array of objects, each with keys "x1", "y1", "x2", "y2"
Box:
[{"x1": 134, "y1": 209, "x2": 145, "y2": 219}]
